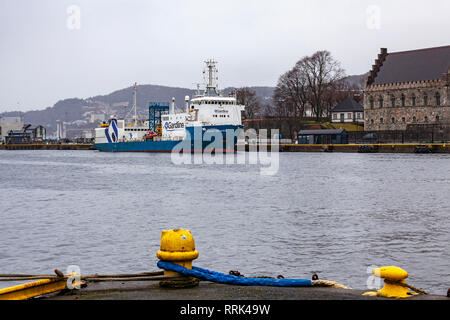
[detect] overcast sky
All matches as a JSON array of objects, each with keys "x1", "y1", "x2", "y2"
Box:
[{"x1": 0, "y1": 0, "x2": 449, "y2": 112}]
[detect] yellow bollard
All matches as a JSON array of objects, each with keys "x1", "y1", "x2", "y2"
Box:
[
  {"x1": 363, "y1": 266, "x2": 417, "y2": 298},
  {"x1": 156, "y1": 229, "x2": 199, "y2": 277}
]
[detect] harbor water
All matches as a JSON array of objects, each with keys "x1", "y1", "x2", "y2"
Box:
[{"x1": 0, "y1": 150, "x2": 449, "y2": 295}]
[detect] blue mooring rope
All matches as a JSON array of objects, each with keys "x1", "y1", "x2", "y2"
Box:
[{"x1": 157, "y1": 261, "x2": 312, "y2": 287}]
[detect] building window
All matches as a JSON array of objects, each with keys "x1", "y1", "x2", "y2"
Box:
[
  {"x1": 412, "y1": 94, "x2": 416, "y2": 107},
  {"x1": 391, "y1": 94, "x2": 396, "y2": 107},
  {"x1": 370, "y1": 119, "x2": 374, "y2": 124},
  {"x1": 424, "y1": 116, "x2": 428, "y2": 122},
  {"x1": 436, "y1": 115, "x2": 440, "y2": 122},
  {"x1": 370, "y1": 97, "x2": 374, "y2": 109},
  {"x1": 435, "y1": 92, "x2": 441, "y2": 106},
  {"x1": 333, "y1": 113, "x2": 337, "y2": 120},
  {"x1": 347, "y1": 113, "x2": 352, "y2": 119},
  {"x1": 391, "y1": 117, "x2": 395, "y2": 124},
  {"x1": 401, "y1": 94, "x2": 405, "y2": 107},
  {"x1": 379, "y1": 96, "x2": 383, "y2": 108},
  {"x1": 424, "y1": 93, "x2": 428, "y2": 106},
  {"x1": 380, "y1": 118, "x2": 384, "y2": 124},
  {"x1": 413, "y1": 116, "x2": 416, "y2": 122},
  {"x1": 402, "y1": 117, "x2": 406, "y2": 123}
]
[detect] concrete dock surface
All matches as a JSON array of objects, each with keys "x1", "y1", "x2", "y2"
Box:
[{"x1": 46, "y1": 280, "x2": 449, "y2": 300}]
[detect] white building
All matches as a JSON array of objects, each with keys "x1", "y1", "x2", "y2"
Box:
[
  {"x1": 56, "y1": 120, "x2": 66, "y2": 140},
  {"x1": 331, "y1": 97, "x2": 364, "y2": 124}
]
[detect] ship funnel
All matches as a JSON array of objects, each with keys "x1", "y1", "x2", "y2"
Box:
[{"x1": 170, "y1": 97, "x2": 175, "y2": 114}]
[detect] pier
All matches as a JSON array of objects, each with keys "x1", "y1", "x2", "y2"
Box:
[
  {"x1": 1, "y1": 229, "x2": 448, "y2": 301},
  {"x1": 0, "y1": 143, "x2": 94, "y2": 151},
  {"x1": 2, "y1": 142, "x2": 450, "y2": 153},
  {"x1": 238, "y1": 143, "x2": 450, "y2": 153},
  {"x1": 44, "y1": 280, "x2": 448, "y2": 300}
]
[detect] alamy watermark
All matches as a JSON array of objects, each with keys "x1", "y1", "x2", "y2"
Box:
[
  {"x1": 66, "y1": 5, "x2": 81, "y2": 30},
  {"x1": 170, "y1": 128, "x2": 280, "y2": 176},
  {"x1": 66, "y1": 265, "x2": 81, "y2": 289},
  {"x1": 366, "y1": 265, "x2": 382, "y2": 290},
  {"x1": 366, "y1": 5, "x2": 381, "y2": 30}
]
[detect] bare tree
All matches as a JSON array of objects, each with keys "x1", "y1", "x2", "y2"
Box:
[
  {"x1": 264, "y1": 50, "x2": 348, "y2": 137},
  {"x1": 273, "y1": 66, "x2": 309, "y2": 120},
  {"x1": 271, "y1": 50, "x2": 345, "y2": 121},
  {"x1": 302, "y1": 51, "x2": 346, "y2": 121},
  {"x1": 236, "y1": 87, "x2": 261, "y2": 119}
]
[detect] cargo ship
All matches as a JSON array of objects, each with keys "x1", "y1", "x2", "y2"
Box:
[{"x1": 94, "y1": 60, "x2": 245, "y2": 152}]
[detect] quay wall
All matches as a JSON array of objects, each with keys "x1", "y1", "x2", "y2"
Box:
[
  {"x1": 0, "y1": 143, "x2": 94, "y2": 150},
  {"x1": 2, "y1": 142, "x2": 449, "y2": 153},
  {"x1": 238, "y1": 143, "x2": 450, "y2": 153}
]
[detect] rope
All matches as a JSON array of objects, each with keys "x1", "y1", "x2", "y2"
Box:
[
  {"x1": 311, "y1": 280, "x2": 351, "y2": 289},
  {"x1": 1, "y1": 265, "x2": 351, "y2": 290},
  {"x1": 0, "y1": 271, "x2": 163, "y2": 278},
  {"x1": 157, "y1": 262, "x2": 350, "y2": 289},
  {"x1": 384, "y1": 279, "x2": 428, "y2": 295},
  {"x1": 158, "y1": 261, "x2": 349, "y2": 288},
  {"x1": 0, "y1": 276, "x2": 181, "y2": 282},
  {"x1": 0, "y1": 270, "x2": 188, "y2": 282},
  {"x1": 159, "y1": 277, "x2": 200, "y2": 288}
]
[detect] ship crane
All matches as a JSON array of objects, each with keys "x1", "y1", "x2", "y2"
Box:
[{"x1": 123, "y1": 82, "x2": 143, "y2": 126}]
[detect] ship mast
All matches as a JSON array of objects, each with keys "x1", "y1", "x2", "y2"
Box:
[{"x1": 204, "y1": 59, "x2": 220, "y2": 96}]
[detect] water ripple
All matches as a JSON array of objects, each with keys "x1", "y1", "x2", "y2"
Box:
[{"x1": 0, "y1": 150, "x2": 449, "y2": 294}]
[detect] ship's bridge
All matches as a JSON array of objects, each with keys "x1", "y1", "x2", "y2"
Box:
[
  {"x1": 187, "y1": 96, "x2": 244, "y2": 126},
  {"x1": 190, "y1": 96, "x2": 236, "y2": 106}
]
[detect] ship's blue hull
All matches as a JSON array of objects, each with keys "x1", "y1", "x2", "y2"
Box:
[
  {"x1": 94, "y1": 140, "x2": 180, "y2": 152},
  {"x1": 94, "y1": 125, "x2": 242, "y2": 152}
]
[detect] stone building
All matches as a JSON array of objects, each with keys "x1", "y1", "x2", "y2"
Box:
[{"x1": 363, "y1": 45, "x2": 450, "y2": 131}]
